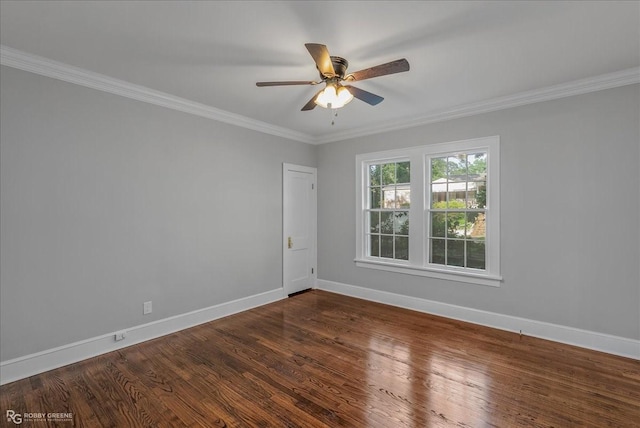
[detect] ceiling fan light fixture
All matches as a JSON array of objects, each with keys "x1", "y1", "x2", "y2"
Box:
[
  {"x1": 314, "y1": 84, "x2": 353, "y2": 109},
  {"x1": 257, "y1": 43, "x2": 410, "y2": 113}
]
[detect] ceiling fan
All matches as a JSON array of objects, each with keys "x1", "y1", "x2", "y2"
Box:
[{"x1": 256, "y1": 43, "x2": 410, "y2": 111}]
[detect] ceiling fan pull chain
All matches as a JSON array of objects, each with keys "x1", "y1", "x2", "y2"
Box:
[{"x1": 331, "y1": 108, "x2": 338, "y2": 126}]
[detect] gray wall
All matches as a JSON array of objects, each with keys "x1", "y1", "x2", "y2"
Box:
[
  {"x1": 0, "y1": 66, "x2": 316, "y2": 361},
  {"x1": 317, "y1": 84, "x2": 640, "y2": 340},
  {"x1": 1, "y1": 64, "x2": 638, "y2": 364}
]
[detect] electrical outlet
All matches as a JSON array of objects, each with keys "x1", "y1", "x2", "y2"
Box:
[
  {"x1": 143, "y1": 301, "x2": 152, "y2": 315},
  {"x1": 114, "y1": 331, "x2": 127, "y2": 341}
]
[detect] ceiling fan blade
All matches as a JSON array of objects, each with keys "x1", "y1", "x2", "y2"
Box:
[
  {"x1": 347, "y1": 58, "x2": 410, "y2": 81},
  {"x1": 344, "y1": 85, "x2": 384, "y2": 106},
  {"x1": 301, "y1": 89, "x2": 324, "y2": 111},
  {"x1": 305, "y1": 43, "x2": 335, "y2": 77},
  {"x1": 256, "y1": 81, "x2": 319, "y2": 87}
]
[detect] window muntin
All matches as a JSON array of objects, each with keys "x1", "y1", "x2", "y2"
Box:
[
  {"x1": 366, "y1": 161, "x2": 410, "y2": 261},
  {"x1": 428, "y1": 152, "x2": 487, "y2": 271}
]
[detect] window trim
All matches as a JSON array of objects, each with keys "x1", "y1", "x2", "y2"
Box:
[{"x1": 355, "y1": 136, "x2": 501, "y2": 287}]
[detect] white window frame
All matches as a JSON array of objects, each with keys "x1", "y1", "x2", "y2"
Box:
[{"x1": 355, "y1": 136, "x2": 501, "y2": 287}]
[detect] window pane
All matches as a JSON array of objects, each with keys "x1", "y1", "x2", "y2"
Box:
[
  {"x1": 370, "y1": 187, "x2": 381, "y2": 209},
  {"x1": 468, "y1": 152, "x2": 487, "y2": 175},
  {"x1": 380, "y1": 236, "x2": 394, "y2": 258},
  {"x1": 369, "y1": 164, "x2": 380, "y2": 187},
  {"x1": 431, "y1": 157, "x2": 447, "y2": 181},
  {"x1": 370, "y1": 211, "x2": 380, "y2": 233},
  {"x1": 430, "y1": 238, "x2": 445, "y2": 264},
  {"x1": 467, "y1": 240, "x2": 485, "y2": 270},
  {"x1": 447, "y1": 239, "x2": 464, "y2": 267},
  {"x1": 431, "y1": 182, "x2": 446, "y2": 207},
  {"x1": 370, "y1": 235, "x2": 380, "y2": 257},
  {"x1": 465, "y1": 212, "x2": 476, "y2": 238},
  {"x1": 466, "y1": 180, "x2": 477, "y2": 208},
  {"x1": 447, "y1": 211, "x2": 466, "y2": 238},
  {"x1": 382, "y1": 187, "x2": 396, "y2": 208},
  {"x1": 380, "y1": 212, "x2": 393, "y2": 234},
  {"x1": 397, "y1": 162, "x2": 410, "y2": 184},
  {"x1": 395, "y1": 237, "x2": 409, "y2": 260},
  {"x1": 431, "y1": 212, "x2": 446, "y2": 237},
  {"x1": 474, "y1": 183, "x2": 486, "y2": 208},
  {"x1": 396, "y1": 185, "x2": 411, "y2": 208},
  {"x1": 448, "y1": 155, "x2": 466, "y2": 176},
  {"x1": 394, "y1": 211, "x2": 409, "y2": 235},
  {"x1": 382, "y1": 163, "x2": 396, "y2": 185},
  {"x1": 446, "y1": 179, "x2": 467, "y2": 208},
  {"x1": 468, "y1": 212, "x2": 485, "y2": 239}
]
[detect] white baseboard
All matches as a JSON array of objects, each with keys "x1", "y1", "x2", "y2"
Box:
[
  {"x1": 316, "y1": 279, "x2": 640, "y2": 360},
  {"x1": 0, "y1": 288, "x2": 285, "y2": 385},
  {"x1": 3, "y1": 282, "x2": 637, "y2": 385}
]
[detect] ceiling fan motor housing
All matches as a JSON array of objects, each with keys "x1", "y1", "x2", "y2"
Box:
[{"x1": 328, "y1": 56, "x2": 348, "y2": 79}]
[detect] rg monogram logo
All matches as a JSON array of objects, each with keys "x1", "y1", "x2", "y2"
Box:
[{"x1": 6, "y1": 410, "x2": 23, "y2": 424}]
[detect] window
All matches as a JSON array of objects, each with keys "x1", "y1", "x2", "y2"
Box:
[
  {"x1": 366, "y1": 161, "x2": 410, "y2": 260},
  {"x1": 355, "y1": 136, "x2": 501, "y2": 287},
  {"x1": 428, "y1": 152, "x2": 487, "y2": 270}
]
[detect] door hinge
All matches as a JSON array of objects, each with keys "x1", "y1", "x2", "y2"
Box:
[
  {"x1": 311, "y1": 267, "x2": 314, "y2": 274},
  {"x1": 311, "y1": 183, "x2": 314, "y2": 190}
]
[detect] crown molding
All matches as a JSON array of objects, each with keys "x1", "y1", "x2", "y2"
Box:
[
  {"x1": 313, "y1": 66, "x2": 640, "y2": 144},
  {"x1": 2, "y1": 45, "x2": 638, "y2": 145},
  {"x1": 0, "y1": 45, "x2": 314, "y2": 144}
]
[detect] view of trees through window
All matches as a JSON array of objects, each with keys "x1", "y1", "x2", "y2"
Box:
[
  {"x1": 367, "y1": 161, "x2": 410, "y2": 260},
  {"x1": 429, "y1": 152, "x2": 487, "y2": 269}
]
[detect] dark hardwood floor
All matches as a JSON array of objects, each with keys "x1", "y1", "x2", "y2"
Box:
[{"x1": 2, "y1": 290, "x2": 639, "y2": 427}]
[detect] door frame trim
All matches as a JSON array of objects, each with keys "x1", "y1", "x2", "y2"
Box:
[{"x1": 282, "y1": 163, "x2": 317, "y2": 294}]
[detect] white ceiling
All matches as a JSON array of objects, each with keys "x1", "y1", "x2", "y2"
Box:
[{"x1": 1, "y1": 1, "x2": 638, "y2": 143}]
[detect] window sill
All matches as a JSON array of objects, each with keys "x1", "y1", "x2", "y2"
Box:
[{"x1": 354, "y1": 258, "x2": 502, "y2": 287}]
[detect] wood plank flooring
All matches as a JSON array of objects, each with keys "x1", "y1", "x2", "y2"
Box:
[{"x1": 1, "y1": 290, "x2": 639, "y2": 427}]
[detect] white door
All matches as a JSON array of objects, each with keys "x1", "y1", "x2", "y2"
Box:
[{"x1": 283, "y1": 163, "x2": 316, "y2": 295}]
